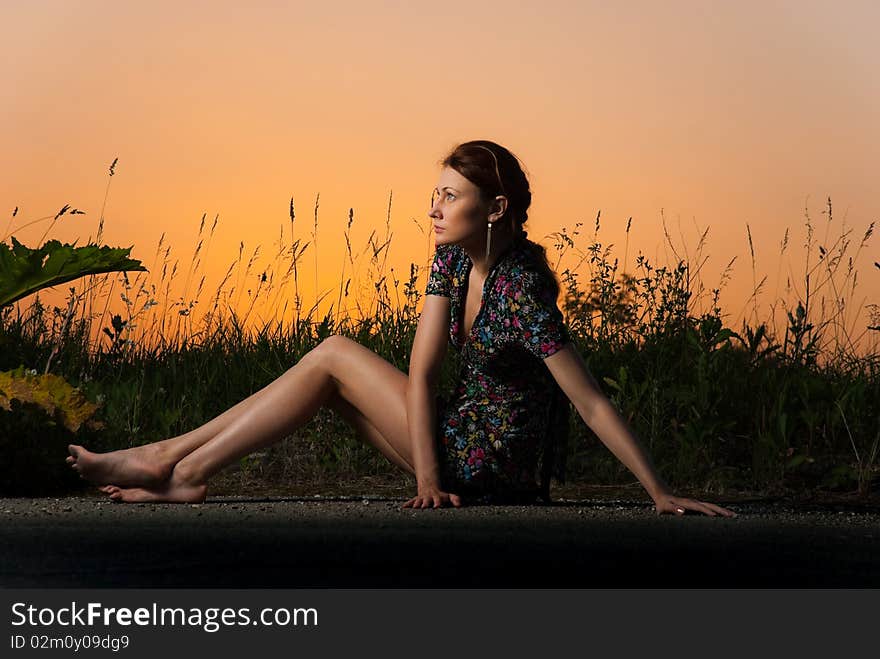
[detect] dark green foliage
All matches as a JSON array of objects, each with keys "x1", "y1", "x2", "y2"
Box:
[
  {"x1": 0, "y1": 398, "x2": 110, "y2": 496},
  {"x1": 0, "y1": 236, "x2": 146, "y2": 308},
  {"x1": 564, "y1": 311, "x2": 879, "y2": 496}
]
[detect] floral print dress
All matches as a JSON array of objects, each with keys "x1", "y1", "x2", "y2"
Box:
[{"x1": 424, "y1": 239, "x2": 572, "y2": 504}]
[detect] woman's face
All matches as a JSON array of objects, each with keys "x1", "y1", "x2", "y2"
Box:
[{"x1": 428, "y1": 166, "x2": 488, "y2": 247}]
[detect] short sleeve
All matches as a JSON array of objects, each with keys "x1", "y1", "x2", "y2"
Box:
[
  {"x1": 511, "y1": 273, "x2": 570, "y2": 359},
  {"x1": 425, "y1": 243, "x2": 457, "y2": 297}
]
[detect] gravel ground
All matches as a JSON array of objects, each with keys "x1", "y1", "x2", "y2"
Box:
[{"x1": 1, "y1": 493, "x2": 878, "y2": 587}]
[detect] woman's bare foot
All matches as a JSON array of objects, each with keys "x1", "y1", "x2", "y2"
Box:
[
  {"x1": 67, "y1": 443, "x2": 174, "y2": 488},
  {"x1": 102, "y1": 467, "x2": 208, "y2": 504}
]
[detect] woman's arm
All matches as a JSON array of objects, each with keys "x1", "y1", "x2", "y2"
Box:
[
  {"x1": 405, "y1": 377, "x2": 443, "y2": 489},
  {"x1": 403, "y1": 295, "x2": 461, "y2": 508},
  {"x1": 544, "y1": 343, "x2": 736, "y2": 517}
]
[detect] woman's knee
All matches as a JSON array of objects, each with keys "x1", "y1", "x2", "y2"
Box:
[
  {"x1": 312, "y1": 334, "x2": 359, "y2": 373},
  {"x1": 295, "y1": 334, "x2": 344, "y2": 369}
]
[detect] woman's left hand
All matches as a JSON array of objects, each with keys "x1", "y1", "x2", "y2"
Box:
[{"x1": 652, "y1": 492, "x2": 737, "y2": 517}]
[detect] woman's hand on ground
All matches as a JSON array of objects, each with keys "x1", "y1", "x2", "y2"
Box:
[
  {"x1": 652, "y1": 492, "x2": 737, "y2": 517},
  {"x1": 402, "y1": 484, "x2": 462, "y2": 509}
]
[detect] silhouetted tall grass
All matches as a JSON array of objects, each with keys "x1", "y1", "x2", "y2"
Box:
[{"x1": 2, "y1": 161, "x2": 878, "y2": 498}]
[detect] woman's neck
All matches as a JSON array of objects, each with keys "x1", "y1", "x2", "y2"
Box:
[{"x1": 462, "y1": 233, "x2": 514, "y2": 279}]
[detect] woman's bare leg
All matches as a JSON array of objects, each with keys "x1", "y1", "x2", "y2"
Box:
[
  {"x1": 101, "y1": 335, "x2": 418, "y2": 502},
  {"x1": 86, "y1": 389, "x2": 395, "y2": 492},
  {"x1": 67, "y1": 380, "x2": 288, "y2": 487}
]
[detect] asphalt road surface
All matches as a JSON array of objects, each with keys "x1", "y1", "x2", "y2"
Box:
[{"x1": 1, "y1": 495, "x2": 878, "y2": 587}]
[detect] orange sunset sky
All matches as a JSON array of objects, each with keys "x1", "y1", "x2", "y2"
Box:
[{"x1": 2, "y1": 0, "x2": 878, "y2": 356}]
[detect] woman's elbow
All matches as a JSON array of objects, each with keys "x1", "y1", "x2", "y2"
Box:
[{"x1": 574, "y1": 386, "x2": 608, "y2": 426}]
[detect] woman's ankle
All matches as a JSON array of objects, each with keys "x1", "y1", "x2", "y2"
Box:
[{"x1": 170, "y1": 460, "x2": 206, "y2": 488}]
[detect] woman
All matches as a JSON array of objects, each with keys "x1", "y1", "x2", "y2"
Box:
[{"x1": 67, "y1": 140, "x2": 735, "y2": 517}]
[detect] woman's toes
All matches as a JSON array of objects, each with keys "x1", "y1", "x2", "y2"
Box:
[
  {"x1": 66, "y1": 456, "x2": 75, "y2": 464},
  {"x1": 68, "y1": 444, "x2": 80, "y2": 456}
]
